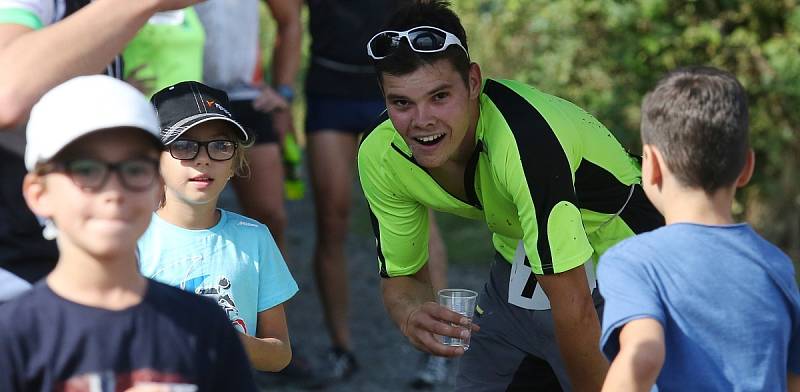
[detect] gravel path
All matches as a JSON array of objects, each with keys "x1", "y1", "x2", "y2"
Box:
[{"x1": 219, "y1": 178, "x2": 489, "y2": 391}]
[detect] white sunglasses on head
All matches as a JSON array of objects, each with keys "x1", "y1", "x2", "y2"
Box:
[{"x1": 367, "y1": 25, "x2": 469, "y2": 60}]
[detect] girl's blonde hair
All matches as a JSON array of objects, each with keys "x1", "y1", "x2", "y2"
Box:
[{"x1": 231, "y1": 131, "x2": 254, "y2": 178}]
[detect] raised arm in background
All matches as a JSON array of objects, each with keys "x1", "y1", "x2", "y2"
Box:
[{"x1": 0, "y1": 0, "x2": 203, "y2": 128}]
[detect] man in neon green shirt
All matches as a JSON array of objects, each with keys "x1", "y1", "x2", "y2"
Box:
[{"x1": 358, "y1": 1, "x2": 663, "y2": 390}]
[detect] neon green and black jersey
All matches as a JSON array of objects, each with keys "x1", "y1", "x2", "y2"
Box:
[{"x1": 358, "y1": 79, "x2": 663, "y2": 277}]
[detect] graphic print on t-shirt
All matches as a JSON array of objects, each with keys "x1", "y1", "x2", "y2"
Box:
[
  {"x1": 181, "y1": 274, "x2": 247, "y2": 334},
  {"x1": 58, "y1": 369, "x2": 194, "y2": 392}
]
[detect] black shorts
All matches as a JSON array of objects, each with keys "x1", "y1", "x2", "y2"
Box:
[
  {"x1": 305, "y1": 94, "x2": 385, "y2": 135},
  {"x1": 229, "y1": 99, "x2": 278, "y2": 145}
]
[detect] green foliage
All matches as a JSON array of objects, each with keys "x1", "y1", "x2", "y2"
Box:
[{"x1": 454, "y1": 0, "x2": 800, "y2": 262}]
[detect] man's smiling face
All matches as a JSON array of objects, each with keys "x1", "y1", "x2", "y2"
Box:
[{"x1": 381, "y1": 59, "x2": 481, "y2": 168}]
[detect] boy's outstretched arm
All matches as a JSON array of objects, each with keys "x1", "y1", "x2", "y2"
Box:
[
  {"x1": 602, "y1": 318, "x2": 665, "y2": 392},
  {"x1": 789, "y1": 372, "x2": 800, "y2": 392},
  {"x1": 238, "y1": 304, "x2": 292, "y2": 372}
]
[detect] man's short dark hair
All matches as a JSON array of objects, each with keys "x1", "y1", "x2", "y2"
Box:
[
  {"x1": 373, "y1": 0, "x2": 470, "y2": 85},
  {"x1": 641, "y1": 66, "x2": 749, "y2": 194}
]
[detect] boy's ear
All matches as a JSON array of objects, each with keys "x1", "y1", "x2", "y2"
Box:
[
  {"x1": 642, "y1": 144, "x2": 663, "y2": 187},
  {"x1": 22, "y1": 173, "x2": 54, "y2": 219},
  {"x1": 735, "y1": 149, "x2": 755, "y2": 188}
]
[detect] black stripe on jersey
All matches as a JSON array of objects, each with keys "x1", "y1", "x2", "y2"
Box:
[
  {"x1": 619, "y1": 185, "x2": 665, "y2": 234},
  {"x1": 358, "y1": 109, "x2": 389, "y2": 150},
  {"x1": 574, "y1": 159, "x2": 634, "y2": 214},
  {"x1": 368, "y1": 207, "x2": 390, "y2": 278},
  {"x1": 575, "y1": 158, "x2": 664, "y2": 233},
  {"x1": 360, "y1": 111, "x2": 392, "y2": 278},
  {"x1": 464, "y1": 141, "x2": 483, "y2": 209},
  {"x1": 483, "y1": 80, "x2": 577, "y2": 275}
]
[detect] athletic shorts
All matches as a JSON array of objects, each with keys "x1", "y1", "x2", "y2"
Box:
[
  {"x1": 229, "y1": 99, "x2": 277, "y2": 145},
  {"x1": 456, "y1": 255, "x2": 605, "y2": 392},
  {"x1": 305, "y1": 94, "x2": 385, "y2": 135}
]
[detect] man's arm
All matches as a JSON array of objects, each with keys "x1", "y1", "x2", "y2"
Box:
[
  {"x1": 381, "y1": 264, "x2": 477, "y2": 358},
  {"x1": 0, "y1": 0, "x2": 203, "y2": 128},
  {"x1": 537, "y1": 265, "x2": 609, "y2": 391},
  {"x1": 601, "y1": 318, "x2": 664, "y2": 392}
]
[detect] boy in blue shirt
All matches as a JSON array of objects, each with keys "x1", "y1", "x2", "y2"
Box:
[{"x1": 598, "y1": 66, "x2": 800, "y2": 391}]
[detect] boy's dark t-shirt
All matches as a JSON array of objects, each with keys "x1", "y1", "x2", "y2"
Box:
[{"x1": 0, "y1": 279, "x2": 257, "y2": 392}]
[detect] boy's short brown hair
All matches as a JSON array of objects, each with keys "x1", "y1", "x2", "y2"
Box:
[{"x1": 641, "y1": 66, "x2": 749, "y2": 194}]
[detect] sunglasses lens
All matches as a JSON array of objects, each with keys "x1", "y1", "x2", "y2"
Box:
[
  {"x1": 408, "y1": 28, "x2": 446, "y2": 51},
  {"x1": 208, "y1": 141, "x2": 236, "y2": 161},
  {"x1": 369, "y1": 32, "x2": 400, "y2": 58},
  {"x1": 170, "y1": 140, "x2": 199, "y2": 160}
]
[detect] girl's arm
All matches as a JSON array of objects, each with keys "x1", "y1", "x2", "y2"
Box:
[
  {"x1": 238, "y1": 304, "x2": 292, "y2": 372},
  {"x1": 601, "y1": 318, "x2": 665, "y2": 392}
]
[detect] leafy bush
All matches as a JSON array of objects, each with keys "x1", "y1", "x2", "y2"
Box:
[{"x1": 455, "y1": 0, "x2": 800, "y2": 261}]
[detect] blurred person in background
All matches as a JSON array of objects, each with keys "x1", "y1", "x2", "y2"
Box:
[
  {"x1": 304, "y1": 0, "x2": 451, "y2": 388},
  {"x1": 195, "y1": 0, "x2": 301, "y2": 257}
]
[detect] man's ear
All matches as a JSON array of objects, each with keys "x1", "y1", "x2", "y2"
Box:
[
  {"x1": 22, "y1": 173, "x2": 53, "y2": 219},
  {"x1": 467, "y1": 62, "x2": 482, "y2": 100},
  {"x1": 643, "y1": 144, "x2": 664, "y2": 188},
  {"x1": 736, "y1": 148, "x2": 755, "y2": 188}
]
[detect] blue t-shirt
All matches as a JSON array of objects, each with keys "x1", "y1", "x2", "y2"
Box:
[
  {"x1": 0, "y1": 280, "x2": 257, "y2": 392},
  {"x1": 138, "y1": 209, "x2": 298, "y2": 336},
  {"x1": 599, "y1": 223, "x2": 800, "y2": 391}
]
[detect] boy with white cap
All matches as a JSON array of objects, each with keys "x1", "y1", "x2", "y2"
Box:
[{"x1": 0, "y1": 75, "x2": 257, "y2": 392}]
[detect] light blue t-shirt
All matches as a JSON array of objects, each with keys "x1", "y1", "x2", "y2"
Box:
[
  {"x1": 138, "y1": 209, "x2": 298, "y2": 336},
  {"x1": 598, "y1": 223, "x2": 800, "y2": 391}
]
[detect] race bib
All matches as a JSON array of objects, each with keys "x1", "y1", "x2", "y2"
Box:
[{"x1": 508, "y1": 241, "x2": 596, "y2": 310}]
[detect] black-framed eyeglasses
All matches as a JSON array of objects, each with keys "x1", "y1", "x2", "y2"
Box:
[
  {"x1": 168, "y1": 139, "x2": 237, "y2": 161},
  {"x1": 367, "y1": 25, "x2": 469, "y2": 60},
  {"x1": 40, "y1": 158, "x2": 159, "y2": 192}
]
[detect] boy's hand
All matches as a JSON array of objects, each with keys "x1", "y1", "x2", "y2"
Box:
[{"x1": 401, "y1": 301, "x2": 479, "y2": 357}]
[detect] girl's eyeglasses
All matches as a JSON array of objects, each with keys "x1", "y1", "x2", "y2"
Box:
[{"x1": 168, "y1": 139, "x2": 237, "y2": 161}]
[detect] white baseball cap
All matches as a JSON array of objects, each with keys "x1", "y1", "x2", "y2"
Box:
[{"x1": 24, "y1": 75, "x2": 161, "y2": 171}]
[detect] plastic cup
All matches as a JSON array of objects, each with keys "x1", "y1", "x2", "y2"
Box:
[{"x1": 437, "y1": 288, "x2": 478, "y2": 350}]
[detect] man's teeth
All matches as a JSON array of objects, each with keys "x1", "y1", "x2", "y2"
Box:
[{"x1": 415, "y1": 134, "x2": 444, "y2": 144}]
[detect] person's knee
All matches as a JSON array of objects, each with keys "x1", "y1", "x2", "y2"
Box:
[
  {"x1": 246, "y1": 204, "x2": 287, "y2": 233},
  {"x1": 316, "y1": 203, "x2": 350, "y2": 235}
]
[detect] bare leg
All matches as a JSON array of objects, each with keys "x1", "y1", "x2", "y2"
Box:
[
  {"x1": 231, "y1": 143, "x2": 288, "y2": 256},
  {"x1": 308, "y1": 130, "x2": 359, "y2": 350}
]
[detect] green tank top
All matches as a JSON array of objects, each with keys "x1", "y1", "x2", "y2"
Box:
[
  {"x1": 123, "y1": 8, "x2": 205, "y2": 97},
  {"x1": 358, "y1": 79, "x2": 662, "y2": 277}
]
